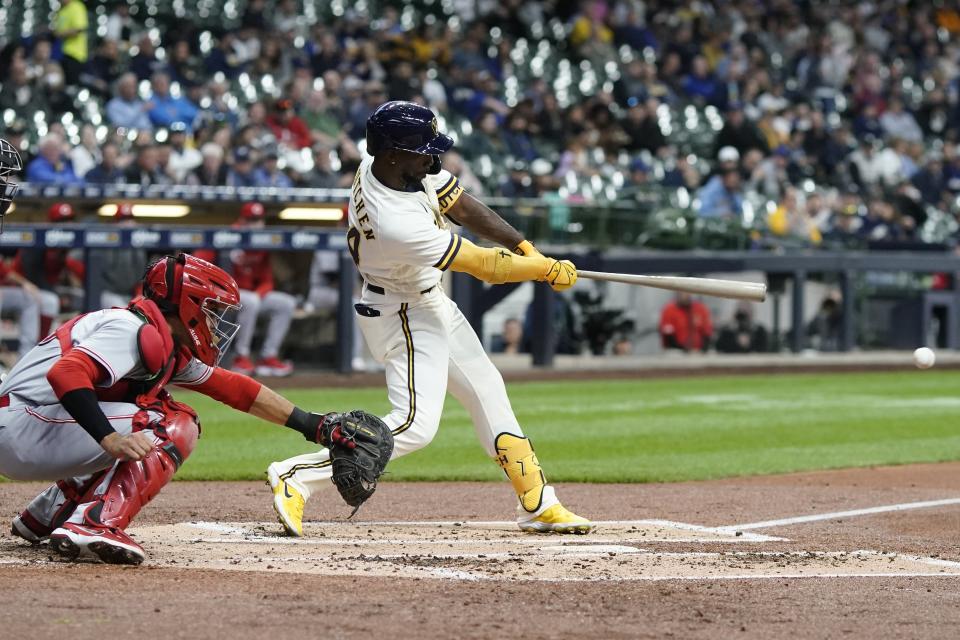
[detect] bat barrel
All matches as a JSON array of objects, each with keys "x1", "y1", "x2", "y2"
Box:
[{"x1": 577, "y1": 270, "x2": 767, "y2": 302}]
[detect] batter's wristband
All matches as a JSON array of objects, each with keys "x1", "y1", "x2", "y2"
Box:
[
  {"x1": 286, "y1": 406, "x2": 323, "y2": 443},
  {"x1": 59, "y1": 388, "x2": 118, "y2": 443}
]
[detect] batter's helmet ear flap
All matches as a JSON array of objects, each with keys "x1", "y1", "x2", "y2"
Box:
[{"x1": 428, "y1": 154, "x2": 442, "y2": 175}]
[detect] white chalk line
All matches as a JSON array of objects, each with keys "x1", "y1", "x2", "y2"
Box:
[
  {"x1": 718, "y1": 497, "x2": 960, "y2": 533},
  {"x1": 530, "y1": 573, "x2": 960, "y2": 583},
  {"x1": 183, "y1": 519, "x2": 783, "y2": 543}
]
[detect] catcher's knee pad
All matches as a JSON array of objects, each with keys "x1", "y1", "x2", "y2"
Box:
[
  {"x1": 88, "y1": 410, "x2": 200, "y2": 531},
  {"x1": 494, "y1": 433, "x2": 546, "y2": 513}
]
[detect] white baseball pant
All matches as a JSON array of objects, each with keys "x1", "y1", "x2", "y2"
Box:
[
  {"x1": 0, "y1": 402, "x2": 161, "y2": 531},
  {"x1": 269, "y1": 288, "x2": 560, "y2": 515},
  {"x1": 234, "y1": 289, "x2": 296, "y2": 359}
]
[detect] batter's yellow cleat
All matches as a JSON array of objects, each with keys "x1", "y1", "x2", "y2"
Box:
[
  {"x1": 267, "y1": 466, "x2": 304, "y2": 537},
  {"x1": 519, "y1": 504, "x2": 594, "y2": 534}
]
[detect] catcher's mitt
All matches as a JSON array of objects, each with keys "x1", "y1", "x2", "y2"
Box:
[{"x1": 320, "y1": 410, "x2": 393, "y2": 514}]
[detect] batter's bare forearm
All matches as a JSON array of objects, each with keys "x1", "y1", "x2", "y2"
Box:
[
  {"x1": 448, "y1": 193, "x2": 524, "y2": 249},
  {"x1": 249, "y1": 385, "x2": 296, "y2": 426}
]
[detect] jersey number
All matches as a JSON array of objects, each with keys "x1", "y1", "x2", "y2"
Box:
[{"x1": 346, "y1": 226, "x2": 361, "y2": 267}]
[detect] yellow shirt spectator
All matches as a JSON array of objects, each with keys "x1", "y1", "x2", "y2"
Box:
[{"x1": 56, "y1": 0, "x2": 89, "y2": 63}]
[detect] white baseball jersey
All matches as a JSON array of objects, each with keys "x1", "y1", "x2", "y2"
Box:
[
  {"x1": 346, "y1": 155, "x2": 465, "y2": 297},
  {"x1": 0, "y1": 308, "x2": 213, "y2": 407},
  {"x1": 271, "y1": 156, "x2": 563, "y2": 523}
]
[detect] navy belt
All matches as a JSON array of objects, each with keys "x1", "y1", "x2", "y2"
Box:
[{"x1": 366, "y1": 283, "x2": 435, "y2": 295}]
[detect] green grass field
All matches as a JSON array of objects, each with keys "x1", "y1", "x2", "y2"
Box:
[{"x1": 174, "y1": 370, "x2": 960, "y2": 483}]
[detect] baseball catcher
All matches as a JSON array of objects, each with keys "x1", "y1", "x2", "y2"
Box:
[{"x1": 0, "y1": 166, "x2": 390, "y2": 565}]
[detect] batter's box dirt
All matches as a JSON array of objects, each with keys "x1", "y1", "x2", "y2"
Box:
[{"x1": 5, "y1": 520, "x2": 959, "y2": 582}]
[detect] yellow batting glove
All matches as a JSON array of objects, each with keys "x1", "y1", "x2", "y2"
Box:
[
  {"x1": 544, "y1": 259, "x2": 577, "y2": 291},
  {"x1": 513, "y1": 239, "x2": 544, "y2": 258}
]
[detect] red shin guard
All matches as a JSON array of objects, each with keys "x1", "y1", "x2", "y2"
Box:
[{"x1": 83, "y1": 410, "x2": 199, "y2": 530}]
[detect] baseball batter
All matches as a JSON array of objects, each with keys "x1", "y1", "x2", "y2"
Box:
[
  {"x1": 0, "y1": 238, "x2": 384, "y2": 562},
  {"x1": 268, "y1": 101, "x2": 592, "y2": 535}
]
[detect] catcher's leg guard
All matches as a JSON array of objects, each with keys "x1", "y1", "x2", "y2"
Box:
[
  {"x1": 50, "y1": 409, "x2": 199, "y2": 565},
  {"x1": 494, "y1": 433, "x2": 546, "y2": 514},
  {"x1": 12, "y1": 475, "x2": 106, "y2": 543}
]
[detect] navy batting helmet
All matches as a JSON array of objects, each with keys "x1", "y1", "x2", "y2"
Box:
[{"x1": 366, "y1": 101, "x2": 454, "y2": 156}]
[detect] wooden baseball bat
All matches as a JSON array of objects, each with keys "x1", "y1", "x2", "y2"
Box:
[{"x1": 577, "y1": 271, "x2": 767, "y2": 302}]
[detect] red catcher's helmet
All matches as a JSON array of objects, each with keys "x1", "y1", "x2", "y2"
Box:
[
  {"x1": 48, "y1": 202, "x2": 75, "y2": 222},
  {"x1": 240, "y1": 201, "x2": 264, "y2": 220},
  {"x1": 142, "y1": 253, "x2": 242, "y2": 366}
]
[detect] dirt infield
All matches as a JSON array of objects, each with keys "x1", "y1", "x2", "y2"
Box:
[{"x1": 4, "y1": 462, "x2": 960, "y2": 639}]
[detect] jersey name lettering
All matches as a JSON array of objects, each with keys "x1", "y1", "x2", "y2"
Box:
[{"x1": 352, "y1": 169, "x2": 375, "y2": 240}]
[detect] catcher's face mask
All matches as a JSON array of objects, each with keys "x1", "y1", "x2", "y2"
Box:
[{"x1": 0, "y1": 139, "x2": 23, "y2": 230}]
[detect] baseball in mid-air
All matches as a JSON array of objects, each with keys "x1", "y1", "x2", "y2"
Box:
[{"x1": 913, "y1": 347, "x2": 936, "y2": 369}]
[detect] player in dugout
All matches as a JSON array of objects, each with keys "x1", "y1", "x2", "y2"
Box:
[{"x1": 268, "y1": 101, "x2": 593, "y2": 536}]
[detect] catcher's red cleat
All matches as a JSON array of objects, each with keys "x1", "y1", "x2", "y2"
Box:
[{"x1": 50, "y1": 522, "x2": 145, "y2": 565}]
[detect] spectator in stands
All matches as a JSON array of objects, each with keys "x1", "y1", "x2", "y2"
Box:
[
  {"x1": 166, "y1": 122, "x2": 202, "y2": 183},
  {"x1": 254, "y1": 149, "x2": 294, "y2": 188},
  {"x1": 659, "y1": 292, "x2": 713, "y2": 353},
  {"x1": 227, "y1": 203, "x2": 296, "y2": 377},
  {"x1": 81, "y1": 37, "x2": 122, "y2": 99},
  {"x1": 0, "y1": 59, "x2": 49, "y2": 117},
  {"x1": 880, "y1": 97, "x2": 923, "y2": 144},
  {"x1": 619, "y1": 158, "x2": 651, "y2": 198},
  {"x1": 716, "y1": 303, "x2": 769, "y2": 353},
  {"x1": 681, "y1": 56, "x2": 719, "y2": 105},
  {"x1": 499, "y1": 161, "x2": 538, "y2": 198},
  {"x1": 106, "y1": 72, "x2": 152, "y2": 131},
  {"x1": 301, "y1": 145, "x2": 340, "y2": 189},
  {"x1": 123, "y1": 144, "x2": 170, "y2": 186},
  {"x1": 503, "y1": 112, "x2": 538, "y2": 162},
  {"x1": 912, "y1": 152, "x2": 946, "y2": 205},
  {"x1": 166, "y1": 39, "x2": 204, "y2": 88},
  {"x1": 84, "y1": 141, "x2": 125, "y2": 184},
  {"x1": 623, "y1": 102, "x2": 666, "y2": 153},
  {"x1": 92, "y1": 203, "x2": 148, "y2": 309},
  {"x1": 461, "y1": 110, "x2": 507, "y2": 159},
  {"x1": 197, "y1": 80, "x2": 239, "y2": 131},
  {"x1": 25, "y1": 133, "x2": 83, "y2": 185},
  {"x1": 54, "y1": 0, "x2": 89, "y2": 85},
  {"x1": 188, "y1": 142, "x2": 229, "y2": 186},
  {"x1": 853, "y1": 102, "x2": 883, "y2": 140},
  {"x1": 697, "y1": 169, "x2": 744, "y2": 220},
  {"x1": 266, "y1": 98, "x2": 311, "y2": 150},
  {"x1": 204, "y1": 32, "x2": 243, "y2": 80},
  {"x1": 104, "y1": 2, "x2": 134, "y2": 43},
  {"x1": 714, "y1": 103, "x2": 768, "y2": 156},
  {"x1": 129, "y1": 32, "x2": 161, "y2": 81},
  {"x1": 848, "y1": 135, "x2": 902, "y2": 189},
  {"x1": 767, "y1": 186, "x2": 823, "y2": 245},
  {"x1": 442, "y1": 150, "x2": 485, "y2": 195},
  {"x1": 301, "y1": 89, "x2": 343, "y2": 146},
  {"x1": 68, "y1": 123, "x2": 100, "y2": 179},
  {"x1": 147, "y1": 71, "x2": 199, "y2": 131},
  {"x1": 227, "y1": 147, "x2": 258, "y2": 187}
]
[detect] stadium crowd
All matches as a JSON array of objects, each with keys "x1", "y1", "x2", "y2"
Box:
[
  {"x1": 1, "y1": 0, "x2": 960, "y2": 248},
  {"x1": 0, "y1": 0, "x2": 959, "y2": 364}
]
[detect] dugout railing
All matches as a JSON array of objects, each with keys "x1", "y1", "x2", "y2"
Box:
[{"x1": 2, "y1": 219, "x2": 958, "y2": 370}]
